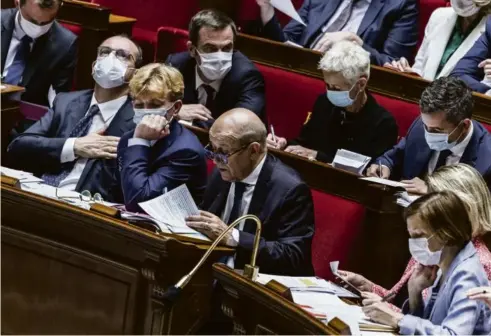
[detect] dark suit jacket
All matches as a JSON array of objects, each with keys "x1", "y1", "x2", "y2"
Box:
[
  {"x1": 7, "y1": 90, "x2": 135, "y2": 202},
  {"x1": 117, "y1": 120, "x2": 208, "y2": 212},
  {"x1": 201, "y1": 154, "x2": 315, "y2": 276},
  {"x1": 377, "y1": 118, "x2": 491, "y2": 186},
  {"x1": 166, "y1": 51, "x2": 266, "y2": 126},
  {"x1": 290, "y1": 92, "x2": 398, "y2": 163},
  {"x1": 451, "y1": 17, "x2": 491, "y2": 94},
  {"x1": 260, "y1": 0, "x2": 419, "y2": 65},
  {"x1": 1, "y1": 8, "x2": 78, "y2": 106}
]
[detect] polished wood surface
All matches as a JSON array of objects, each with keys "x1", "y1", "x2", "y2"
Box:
[
  {"x1": 1, "y1": 84, "x2": 25, "y2": 95},
  {"x1": 110, "y1": 14, "x2": 138, "y2": 24},
  {"x1": 212, "y1": 263, "x2": 345, "y2": 335},
  {"x1": 1, "y1": 184, "x2": 233, "y2": 334}
]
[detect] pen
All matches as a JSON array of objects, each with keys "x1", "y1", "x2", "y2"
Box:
[
  {"x1": 381, "y1": 292, "x2": 396, "y2": 302},
  {"x1": 270, "y1": 125, "x2": 277, "y2": 143},
  {"x1": 378, "y1": 160, "x2": 382, "y2": 178}
]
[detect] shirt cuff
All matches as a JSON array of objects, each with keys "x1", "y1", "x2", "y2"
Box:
[
  {"x1": 61, "y1": 138, "x2": 77, "y2": 163},
  {"x1": 178, "y1": 119, "x2": 193, "y2": 126},
  {"x1": 398, "y1": 314, "x2": 417, "y2": 335},
  {"x1": 128, "y1": 137, "x2": 151, "y2": 147},
  {"x1": 485, "y1": 89, "x2": 491, "y2": 96},
  {"x1": 230, "y1": 228, "x2": 240, "y2": 247}
]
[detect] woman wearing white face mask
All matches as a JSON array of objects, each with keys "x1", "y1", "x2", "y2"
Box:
[
  {"x1": 116, "y1": 63, "x2": 208, "y2": 212},
  {"x1": 362, "y1": 190, "x2": 491, "y2": 334},
  {"x1": 384, "y1": 0, "x2": 490, "y2": 80}
]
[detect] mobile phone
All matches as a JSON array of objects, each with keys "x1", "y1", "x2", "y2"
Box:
[{"x1": 334, "y1": 274, "x2": 362, "y2": 297}]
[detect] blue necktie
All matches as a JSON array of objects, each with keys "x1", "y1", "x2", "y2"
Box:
[
  {"x1": 434, "y1": 149, "x2": 452, "y2": 172},
  {"x1": 42, "y1": 105, "x2": 101, "y2": 187},
  {"x1": 4, "y1": 35, "x2": 32, "y2": 85},
  {"x1": 228, "y1": 182, "x2": 247, "y2": 224}
]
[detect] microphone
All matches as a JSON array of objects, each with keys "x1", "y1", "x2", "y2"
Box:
[{"x1": 157, "y1": 214, "x2": 263, "y2": 305}]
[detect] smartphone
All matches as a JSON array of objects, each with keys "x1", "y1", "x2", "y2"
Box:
[{"x1": 334, "y1": 274, "x2": 362, "y2": 297}]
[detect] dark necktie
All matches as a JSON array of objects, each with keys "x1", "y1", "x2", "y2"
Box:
[
  {"x1": 310, "y1": 0, "x2": 356, "y2": 48},
  {"x1": 433, "y1": 149, "x2": 452, "y2": 172},
  {"x1": 4, "y1": 35, "x2": 33, "y2": 85},
  {"x1": 227, "y1": 182, "x2": 247, "y2": 225},
  {"x1": 202, "y1": 84, "x2": 215, "y2": 113},
  {"x1": 42, "y1": 105, "x2": 101, "y2": 187}
]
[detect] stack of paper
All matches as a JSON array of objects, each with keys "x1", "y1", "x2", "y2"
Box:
[
  {"x1": 396, "y1": 191, "x2": 421, "y2": 207},
  {"x1": 1, "y1": 166, "x2": 44, "y2": 184},
  {"x1": 332, "y1": 149, "x2": 371, "y2": 175},
  {"x1": 360, "y1": 176, "x2": 407, "y2": 188}
]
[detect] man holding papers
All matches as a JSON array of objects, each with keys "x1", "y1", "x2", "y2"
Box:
[
  {"x1": 367, "y1": 77, "x2": 491, "y2": 194},
  {"x1": 186, "y1": 108, "x2": 314, "y2": 275},
  {"x1": 117, "y1": 64, "x2": 207, "y2": 212}
]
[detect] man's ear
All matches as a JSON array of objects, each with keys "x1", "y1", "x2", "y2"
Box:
[
  {"x1": 358, "y1": 76, "x2": 368, "y2": 91},
  {"x1": 170, "y1": 100, "x2": 183, "y2": 119},
  {"x1": 15, "y1": 0, "x2": 20, "y2": 8},
  {"x1": 187, "y1": 41, "x2": 195, "y2": 56}
]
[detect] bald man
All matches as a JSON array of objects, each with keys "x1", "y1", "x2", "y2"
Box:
[
  {"x1": 186, "y1": 108, "x2": 314, "y2": 275},
  {"x1": 8, "y1": 35, "x2": 142, "y2": 202}
]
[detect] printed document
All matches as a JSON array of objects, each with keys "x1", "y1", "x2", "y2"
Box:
[
  {"x1": 332, "y1": 149, "x2": 371, "y2": 175},
  {"x1": 270, "y1": 0, "x2": 306, "y2": 26},
  {"x1": 360, "y1": 176, "x2": 407, "y2": 188}
]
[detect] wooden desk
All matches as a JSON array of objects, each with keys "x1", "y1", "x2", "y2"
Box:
[
  {"x1": 1, "y1": 84, "x2": 24, "y2": 158},
  {"x1": 109, "y1": 14, "x2": 138, "y2": 36},
  {"x1": 1, "y1": 184, "x2": 232, "y2": 334}
]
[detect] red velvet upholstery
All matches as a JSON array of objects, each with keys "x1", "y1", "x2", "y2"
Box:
[
  {"x1": 418, "y1": 0, "x2": 448, "y2": 46},
  {"x1": 156, "y1": 27, "x2": 190, "y2": 61},
  {"x1": 60, "y1": 22, "x2": 83, "y2": 36},
  {"x1": 20, "y1": 102, "x2": 49, "y2": 121},
  {"x1": 372, "y1": 94, "x2": 420, "y2": 137},
  {"x1": 482, "y1": 123, "x2": 491, "y2": 133}
]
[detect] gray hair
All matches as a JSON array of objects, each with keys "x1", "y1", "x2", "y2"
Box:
[
  {"x1": 20, "y1": 0, "x2": 61, "y2": 8},
  {"x1": 318, "y1": 41, "x2": 370, "y2": 85}
]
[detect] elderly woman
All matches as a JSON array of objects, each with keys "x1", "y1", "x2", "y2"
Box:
[
  {"x1": 117, "y1": 63, "x2": 207, "y2": 212},
  {"x1": 386, "y1": 0, "x2": 490, "y2": 80},
  {"x1": 362, "y1": 191, "x2": 491, "y2": 334},
  {"x1": 266, "y1": 41, "x2": 398, "y2": 163}
]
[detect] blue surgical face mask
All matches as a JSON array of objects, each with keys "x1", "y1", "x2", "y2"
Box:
[
  {"x1": 326, "y1": 82, "x2": 359, "y2": 107},
  {"x1": 424, "y1": 121, "x2": 463, "y2": 151},
  {"x1": 133, "y1": 104, "x2": 174, "y2": 124}
]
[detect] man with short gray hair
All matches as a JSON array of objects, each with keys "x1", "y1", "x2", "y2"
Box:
[
  {"x1": 267, "y1": 41, "x2": 398, "y2": 164},
  {"x1": 1, "y1": 0, "x2": 78, "y2": 107}
]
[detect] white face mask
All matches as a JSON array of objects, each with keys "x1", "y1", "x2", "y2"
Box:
[
  {"x1": 451, "y1": 0, "x2": 480, "y2": 17},
  {"x1": 196, "y1": 50, "x2": 233, "y2": 81},
  {"x1": 133, "y1": 105, "x2": 174, "y2": 124},
  {"x1": 19, "y1": 10, "x2": 53, "y2": 39},
  {"x1": 92, "y1": 53, "x2": 128, "y2": 89},
  {"x1": 408, "y1": 235, "x2": 443, "y2": 266},
  {"x1": 424, "y1": 122, "x2": 462, "y2": 151}
]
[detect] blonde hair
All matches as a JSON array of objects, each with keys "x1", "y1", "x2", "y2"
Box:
[
  {"x1": 129, "y1": 63, "x2": 184, "y2": 102},
  {"x1": 426, "y1": 163, "x2": 491, "y2": 237}
]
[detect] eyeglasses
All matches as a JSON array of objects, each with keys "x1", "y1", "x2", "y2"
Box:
[
  {"x1": 204, "y1": 143, "x2": 249, "y2": 165},
  {"x1": 97, "y1": 46, "x2": 135, "y2": 63},
  {"x1": 56, "y1": 188, "x2": 104, "y2": 204}
]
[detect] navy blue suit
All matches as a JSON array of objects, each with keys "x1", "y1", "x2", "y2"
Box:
[
  {"x1": 166, "y1": 51, "x2": 266, "y2": 127},
  {"x1": 260, "y1": 0, "x2": 419, "y2": 65},
  {"x1": 451, "y1": 17, "x2": 491, "y2": 94},
  {"x1": 7, "y1": 90, "x2": 135, "y2": 202},
  {"x1": 201, "y1": 154, "x2": 315, "y2": 276},
  {"x1": 377, "y1": 118, "x2": 491, "y2": 186},
  {"x1": 118, "y1": 120, "x2": 208, "y2": 212}
]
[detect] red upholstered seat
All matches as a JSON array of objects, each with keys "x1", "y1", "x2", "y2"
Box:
[
  {"x1": 418, "y1": 0, "x2": 448, "y2": 47},
  {"x1": 60, "y1": 22, "x2": 83, "y2": 36},
  {"x1": 156, "y1": 27, "x2": 190, "y2": 61},
  {"x1": 372, "y1": 94, "x2": 420, "y2": 138},
  {"x1": 482, "y1": 123, "x2": 491, "y2": 133},
  {"x1": 20, "y1": 102, "x2": 49, "y2": 121}
]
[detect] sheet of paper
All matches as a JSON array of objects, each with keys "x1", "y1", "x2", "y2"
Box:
[
  {"x1": 270, "y1": 0, "x2": 306, "y2": 26},
  {"x1": 332, "y1": 149, "x2": 371, "y2": 175},
  {"x1": 360, "y1": 176, "x2": 407, "y2": 188},
  {"x1": 284, "y1": 40, "x2": 303, "y2": 48},
  {"x1": 1, "y1": 166, "x2": 43, "y2": 182}
]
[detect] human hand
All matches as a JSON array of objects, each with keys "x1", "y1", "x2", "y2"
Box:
[
  {"x1": 366, "y1": 164, "x2": 391, "y2": 178},
  {"x1": 338, "y1": 270, "x2": 375, "y2": 292},
  {"x1": 400, "y1": 177, "x2": 428, "y2": 195},
  {"x1": 467, "y1": 287, "x2": 491, "y2": 307},
  {"x1": 266, "y1": 133, "x2": 288, "y2": 150},
  {"x1": 186, "y1": 210, "x2": 234, "y2": 246},
  {"x1": 178, "y1": 104, "x2": 212, "y2": 122},
  {"x1": 313, "y1": 32, "x2": 363, "y2": 53},
  {"x1": 285, "y1": 145, "x2": 317, "y2": 160},
  {"x1": 362, "y1": 301, "x2": 404, "y2": 328},
  {"x1": 479, "y1": 59, "x2": 491, "y2": 80},
  {"x1": 256, "y1": 0, "x2": 275, "y2": 24},
  {"x1": 134, "y1": 114, "x2": 170, "y2": 141},
  {"x1": 408, "y1": 264, "x2": 438, "y2": 294},
  {"x1": 361, "y1": 291, "x2": 383, "y2": 305},
  {"x1": 384, "y1": 57, "x2": 412, "y2": 72},
  {"x1": 74, "y1": 129, "x2": 120, "y2": 159}
]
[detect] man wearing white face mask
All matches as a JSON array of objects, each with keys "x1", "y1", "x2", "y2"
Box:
[
  {"x1": 8, "y1": 35, "x2": 142, "y2": 203},
  {"x1": 117, "y1": 63, "x2": 207, "y2": 212},
  {"x1": 367, "y1": 77, "x2": 491, "y2": 194},
  {"x1": 1, "y1": 0, "x2": 77, "y2": 107},
  {"x1": 166, "y1": 9, "x2": 266, "y2": 129}
]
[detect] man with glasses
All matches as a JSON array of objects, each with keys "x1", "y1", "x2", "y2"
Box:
[
  {"x1": 8, "y1": 35, "x2": 142, "y2": 202},
  {"x1": 1, "y1": 0, "x2": 78, "y2": 107},
  {"x1": 186, "y1": 108, "x2": 315, "y2": 276},
  {"x1": 166, "y1": 9, "x2": 266, "y2": 128}
]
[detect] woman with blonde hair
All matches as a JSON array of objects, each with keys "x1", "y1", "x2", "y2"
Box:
[{"x1": 339, "y1": 163, "x2": 491, "y2": 306}]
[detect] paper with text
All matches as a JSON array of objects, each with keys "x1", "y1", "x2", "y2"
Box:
[
  {"x1": 270, "y1": 0, "x2": 306, "y2": 26},
  {"x1": 332, "y1": 149, "x2": 371, "y2": 175},
  {"x1": 360, "y1": 176, "x2": 407, "y2": 188}
]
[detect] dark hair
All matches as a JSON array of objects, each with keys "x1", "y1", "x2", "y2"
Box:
[
  {"x1": 188, "y1": 9, "x2": 237, "y2": 46},
  {"x1": 404, "y1": 191, "x2": 473, "y2": 246},
  {"x1": 420, "y1": 77, "x2": 474, "y2": 125},
  {"x1": 102, "y1": 34, "x2": 144, "y2": 67},
  {"x1": 20, "y1": 0, "x2": 61, "y2": 9}
]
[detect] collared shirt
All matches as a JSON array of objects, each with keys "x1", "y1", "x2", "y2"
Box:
[
  {"x1": 427, "y1": 121, "x2": 474, "y2": 174},
  {"x1": 58, "y1": 94, "x2": 127, "y2": 190},
  {"x1": 195, "y1": 66, "x2": 222, "y2": 106},
  {"x1": 321, "y1": 0, "x2": 372, "y2": 35}
]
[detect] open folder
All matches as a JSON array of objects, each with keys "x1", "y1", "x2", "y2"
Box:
[{"x1": 332, "y1": 149, "x2": 371, "y2": 175}]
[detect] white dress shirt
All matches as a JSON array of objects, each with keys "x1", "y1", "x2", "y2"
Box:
[
  {"x1": 321, "y1": 0, "x2": 372, "y2": 35},
  {"x1": 58, "y1": 94, "x2": 127, "y2": 190},
  {"x1": 427, "y1": 121, "x2": 474, "y2": 174}
]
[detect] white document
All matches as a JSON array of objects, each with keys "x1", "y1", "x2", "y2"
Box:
[
  {"x1": 396, "y1": 191, "x2": 420, "y2": 208},
  {"x1": 332, "y1": 149, "x2": 371, "y2": 175},
  {"x1": 284, "y1": 40, "x2": 303, "y2": 48},
  {"x1": 1, "y1": 166, "x2": 43, "y2": 183},
  {"x1": 360, "y1": 176, "x2": 407, "y2": 188},
  {"x1": 138, "y1": 185, "x2": 210, "y2": 241},
  {"x1": 270, "y1": 0, "x2": 306, "y2": 26}
]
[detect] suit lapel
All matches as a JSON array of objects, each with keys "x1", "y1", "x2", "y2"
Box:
[
  {"x1": 438, "y1": 16, "x2": 487, "y2": 78},
  {"x1": 183, "y1": 58, "x2": 198, "y2": 104},
  {"x1": 1, "y1": 9, "x2": 16, "y2": 73},
  {"x1": 20, "y1": 28, "x2": 54, "y2": 88},
  {"x1": 357, "y1": 0, "x2": 385, "y2": 37},
  {"x1": 64, "y1": 91, "x2": 93, "y2": 135},
  {"x1": 209, "y1": 179, "x2": 231, "y2": 218},
  {"x1": 425, "y1": 13, "x2": 457, "y2": 80},
  {"x1": 412, "y1": 146, "x2": 433, "y2": 179},
  {"x1": 306, "y1": 0, "x2": 343, "y2": 44},
  {"x1": 460, "y1": 121, "x2": 480, "y2": 167}
]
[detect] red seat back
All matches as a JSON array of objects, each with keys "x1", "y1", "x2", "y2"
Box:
[
  {"x1": 418, "y1": 0, "x2": 448, "y2": 47},
  {"x1": 372, "y1": 94, "x2": 420, "y2": 137},
  {"x1": 156, "y1": 27, "x2": 190, "y2": 61}
]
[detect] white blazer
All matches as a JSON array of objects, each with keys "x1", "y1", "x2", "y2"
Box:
[{"x1": 412, "y1": 8, "x2": 487, "y2": 81}]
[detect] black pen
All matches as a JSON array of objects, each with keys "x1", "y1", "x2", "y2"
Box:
[{"x1": 381, "y1": 292, "x2": 396, "y2": 302}]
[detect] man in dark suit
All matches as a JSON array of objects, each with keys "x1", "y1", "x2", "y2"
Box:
[
  {"x1": 117, "y1": 63, "x2": 207, "y2": 212},
  {"x1": 255, "y1": 0, "x2": 419, "y2": 66},
  {"x1": 367, "y1": 77, "x2": 491, "y2": 193},
  {"x1": 1, "y1": 0, "x2": 78, "y2": 106},
  {"x1": 186, "y1": 108, "x2": 314, "y2": 276},
  {"x1": 166, "y1": 9, "x2": 266, "y2": 128},
  {"x1": 451, "y1": 17, "x2": 491, "y2": 95},
  {"x1": 8, "y1": 35, "x2": 142, "y2": 202}
]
